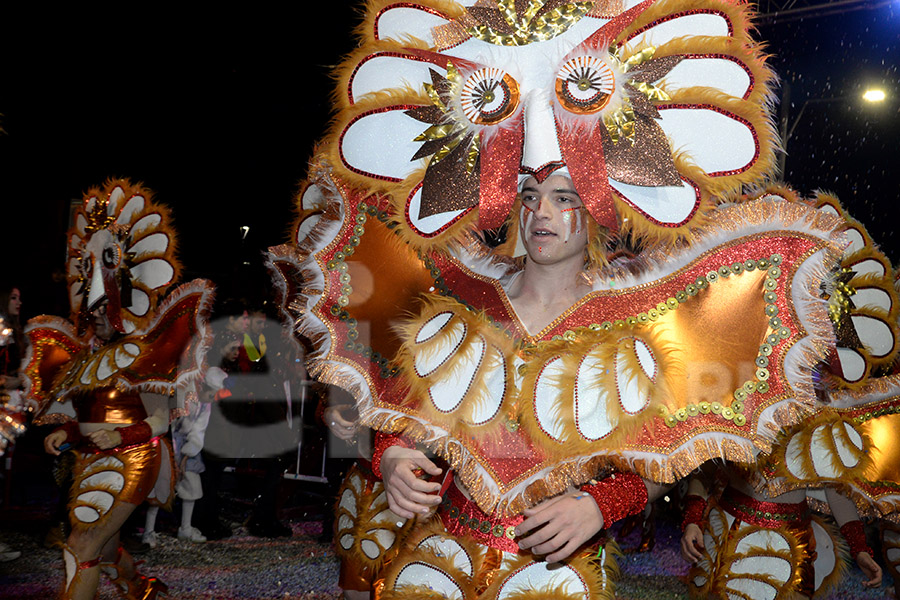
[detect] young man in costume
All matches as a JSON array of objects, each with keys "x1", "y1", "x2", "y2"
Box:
[
  {"x1": 23, "y1": 179, "x2": 214, "y2": 600},
  {"x1": 267, "y1": 0, "x2": 900, "y2": 596}
]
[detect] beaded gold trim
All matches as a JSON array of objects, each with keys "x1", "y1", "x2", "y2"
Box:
[
  {"x1": 440, "y1": 494, "x2": 517, "y2": 540},
  {"x1": 324, "y1": 201, "x2": 400, "y2": 380},
  {"x1": 654, "y1": 253, "x2": 785, "y2": 428}
]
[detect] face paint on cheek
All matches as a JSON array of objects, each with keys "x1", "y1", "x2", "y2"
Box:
[
  {"x1": 560, "y1": 207, "x2": 582, "y2": 243},
  {"x1": 520, "y1": 203, "x2": 535, "y2": 243}
]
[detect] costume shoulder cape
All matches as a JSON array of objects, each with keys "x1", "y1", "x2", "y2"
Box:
[{"x1": 269, "y1": 172, "x2": 851, "y2": 514}]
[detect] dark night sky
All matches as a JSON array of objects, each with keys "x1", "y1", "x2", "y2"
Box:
[{"x1": 1, "y1": 3, "x2": 898, "y2": 319}]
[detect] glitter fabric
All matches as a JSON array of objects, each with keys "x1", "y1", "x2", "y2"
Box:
[
  {"x1": 719, "y1": 487, "x2": 810, "y2": 529},
  {"x1": 840, "y1": 520, "x2": 872, "y2": 558},
  {"x1": 440, "y1": 480, "x2": 523, "y2": 553},
  {"x1": 681, "y1": 494, "x2": 707, "y2": 531},
  {"x1": 579, "y1": 471, "x2": 648, "y2": 527}
]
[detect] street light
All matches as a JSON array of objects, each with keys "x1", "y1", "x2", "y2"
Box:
[{"x1": 863, "y1": 88, "x2": 887, "y2": 103}]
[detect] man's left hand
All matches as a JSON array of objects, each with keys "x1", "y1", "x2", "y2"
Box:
[
  {"x1": 516, "y1": 492, "x2": 603, "y2": 563},
  {"x1": 87, "y1": 429, "x2": 123, "y2": 450}
]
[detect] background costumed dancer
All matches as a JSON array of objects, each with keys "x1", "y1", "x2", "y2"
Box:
[
  {"x1": 23, "y1": 179, "x2": 214, "y2": 600},
  {"x1": 267, "y1": 0, "x2": 900, "y2": 597}
]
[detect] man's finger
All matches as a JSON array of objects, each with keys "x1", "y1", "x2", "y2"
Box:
[
  {"x1": 545, "y1": 539, "x2": 579, "y2": 564},
  {"x1": 411, "y1": 455, "x2": 442, "y2": 476}
]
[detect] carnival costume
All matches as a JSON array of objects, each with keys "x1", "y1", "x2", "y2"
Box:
[
  {"x1": 678, "y1": 190, "x2": 900, "y2": 599},
  {"x1": 267, "y1": 1, "x2": 900, "y2": 597},
  {"x1": 23, "y1": 179, "x2": 214, "y2": 600}
]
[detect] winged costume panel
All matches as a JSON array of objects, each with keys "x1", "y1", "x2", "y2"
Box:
[{"x1": 23, "y1": 179, "x2": 215, "y2": 424}]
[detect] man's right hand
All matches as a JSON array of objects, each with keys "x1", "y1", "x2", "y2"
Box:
[
  {"x1": 380, "y1": 445, "x2": 443, "y2": 519},
  {"x1": 681, "y1": 523, "x2": 705, "y2": 563},
  {"x1": 44, "y1": 430, "x2": 68, "y2": 456}
]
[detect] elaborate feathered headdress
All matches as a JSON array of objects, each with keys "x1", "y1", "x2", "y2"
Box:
[
  {"x1": 326, "y1": 0, "x2": 777, "y2": 251},
  {"x1": 66, "y1": 179, "x2": 181, "y2": 335}
]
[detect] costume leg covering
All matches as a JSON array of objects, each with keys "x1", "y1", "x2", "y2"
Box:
[
  {"x1": 60, "y1": 543, "x2": 101, "y2": 600},
  {"x1": 336, "y1": 461, "x2": 413, "y2": 591},
  {"x1": 379, "y1": 517, "x2": 619, "y2": 600},
  {"x1": 100, "y1": 546, "x2": 168, "y2": 600}
]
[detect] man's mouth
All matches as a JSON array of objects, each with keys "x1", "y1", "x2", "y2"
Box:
[{"x1": 532, "y1": 228, "x2": 556, "y2": 237}]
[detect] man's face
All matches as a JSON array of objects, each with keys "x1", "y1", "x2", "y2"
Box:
[
  {"x1": 250, "y1": 314, "x2": 266, "y2": 335},
  {"x1": 91, "y1": 301, "x2": 115, "y2": 342},
  {"x1": 518, "y1": 174, "x2": 589, "y2": 266},
  {"x1": 228, "y1": 311, "x2": 250, "y2": 334}
]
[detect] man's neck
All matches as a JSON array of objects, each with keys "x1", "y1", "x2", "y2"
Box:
[{"x1": 507, "y1": 257, "x2": 591, "y2": 334}]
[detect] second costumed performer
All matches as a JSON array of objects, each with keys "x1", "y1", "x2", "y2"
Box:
[
  {"x1": 267, "y1": 0, "x2": 871, "y2": 597},
  {"x1": 24, "y1": 179, "x2": 214, "y2": 600}
]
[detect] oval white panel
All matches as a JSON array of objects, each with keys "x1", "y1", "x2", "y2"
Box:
[
  {"x1": 852, "y1": 315, "x2": 895, "y2": 357},
  {"x1": 810, "y1": 425, "x2": 840, "y2": 478},
  {"x1": 634, "y1": 339, "x2": 657, "y2": 381},
  {"x1": 831, "y1": 423, "x2": 860, "y2": 469},
  {"x1": 129, "y1": 289, "x2": 150, "y2": 317},
  {"x1": 394, "y1": 563, "x2": 464, "y2": 600},
  {"x1": 497, "y1": 562, "x2": 588, "y2": 599},
  {"x1": 352, "y1": 54, "x2": 442, "y2": 104},
  {"x1": 73, "y1": 505, "x2": 100, "y2": 524},
  {"x1": 835, "y1": 347, "x2": 866, "y2": 382},
  {"x1": 785, "y1": 433, "x2": 811, "y2": 480},
  {"x1": 80, "y1": 471, "x2": 125, "y2": 493},
  {"x1": 468, "y1": 345, "x2": 506, "y2": 425},
  {"x1": 533, "y1": 357, "x2": 568, "y2": 442},
  {"x1": 338, "y1": 516, "x2": 354, "y2": 533},
  {"x1": 665, "y1": 57, "x2": 752, "y2": 99},
  {"x1": 843, "y1": 421, "x2": 863, "y2": 450},
  {"x1": 107, "y1": 187, "x2": 126, "y2": 214},
  {"x1": 416, "y1": 535, "x2": 473, "y2": 576},
  {"x1": 848, "y1": 259, "x2": 886, "y2": 278},
  {"x1": 812, "y1": 519, "x2": 838, "y2": 591},
  {"x1": 375, "y1": 6, "x2": 448, "y2": 44},
  {"x1": 610, "y1": 178, "x2": 699, "y2": 226},
  {"x1": 360, "y1": 539, "x2": 382, "y2": 559},
  {"x1": 131, "y1": 258, "x2": 175, "y2": 290},
  {"x1": 415, "y1": 311, "x2": 453, "y2": 344},
  {"x1": 844, "y1": 227, "x2": 866, "y2": 254},
  {"x1": 131, "y1": 213, "x2": 162, "y2": 237},
  {"x1": 657, "y1": 107, "x2": 757, "y2": 175},
  {"x1": 407, "y1": 187, "x2": 468, "y2": 236},
  {"x1": 616, "y1": 344, "x2": 650, "y2": 415},
  {"x1": 852, "y1": 287, "x2": 893, "y2": 312},
  {"x1": 415, "y1": 320, "x2": 466, "y2": 378},
  {"x1": 725, "y1": 577, "x2": 778, "y2": 600},
  {"x1": 339, "y1": 533, "x2": 355, "y2": 550},
  {"x1": 114, "y1": 344, "x2": 139, "y2": 369},
  {"x1": 75, "y1": 213, "x2": 89, "y2": 236},
  {"x1": 575, "y1": 353, "x2": 615, "y2": 440},
  {"x1": 339, "y1": 488, "x2": 357, "y2": 515},
  {"x1": 428, "y1": 335, "x2": 485, "y2": 413},
  {"x1": 629, "y1": 13, "x2": 732, "y2": 48},
  {"x1": 129, "y1": 233, "x2": 169, "y2": 258},
  {"x1": 817, "y1": 204, "x2": 840, "y2": 218},
  {"x1": 95, "y1": 355, "x2": 114, "y2": 382},
  {"x1": 731, "y1": 555, "x2": 791, "y2": 580},
  {"x1": 736, "y1": 529, "x2": 790, "y2": 554},
  {"x1": 116, "y1": 194, "x2": 144, "y2": 226},
  {"x1": 341, "y1": 110, "x2": 425, "y2": 181},
  {"x1": 76, "y1": 490, "x2": 115, "y2": 514}
]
